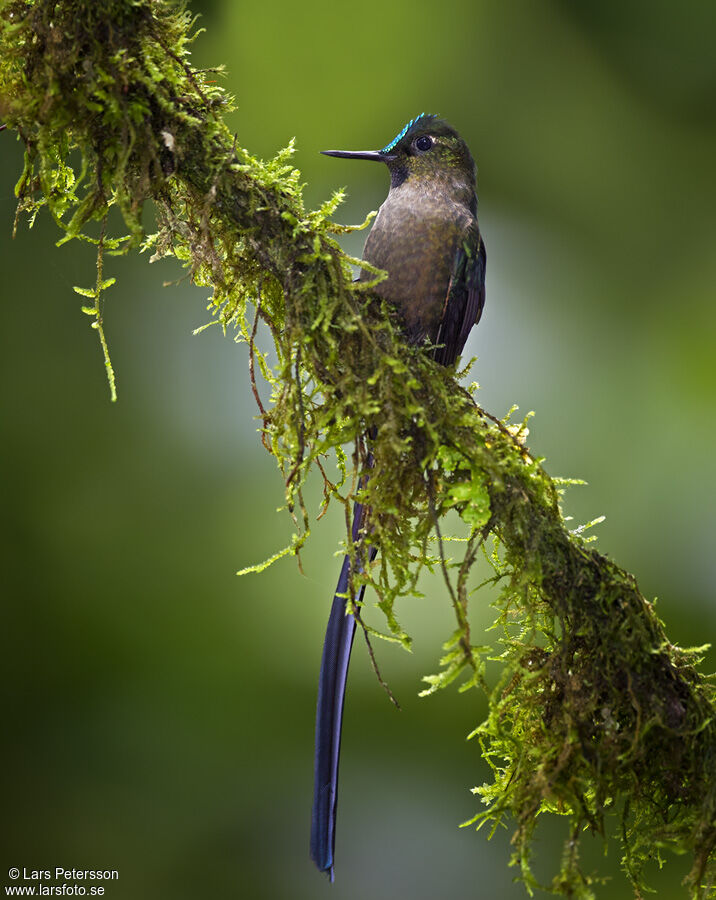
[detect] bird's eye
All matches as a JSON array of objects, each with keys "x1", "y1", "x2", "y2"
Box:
[{"x1": 415, "y1": 135, "x2": 433, "y2": 152}]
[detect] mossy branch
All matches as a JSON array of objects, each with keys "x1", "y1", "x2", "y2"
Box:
[{"x1": 1, "y1": 2, "x2": 714, "y2": 896}]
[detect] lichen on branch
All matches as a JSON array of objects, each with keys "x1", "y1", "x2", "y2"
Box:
[{"x1": 1, "y1": 1, "x2": 714, "y2": 896}]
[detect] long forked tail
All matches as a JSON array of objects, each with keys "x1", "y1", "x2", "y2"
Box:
[{"x1": 310, "y1": 500, "x2": 375, "y2": 880}]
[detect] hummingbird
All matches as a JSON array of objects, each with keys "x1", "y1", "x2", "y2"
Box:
[{"x1": 311, "y1": 113, "x2": 486, "y2": 879}]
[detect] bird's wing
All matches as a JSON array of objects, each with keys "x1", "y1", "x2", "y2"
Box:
[{"x1": 433, "y1": 222, "x2": 486, "y2": 367}]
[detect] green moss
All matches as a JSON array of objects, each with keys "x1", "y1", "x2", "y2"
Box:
[{"x1": 1, "y1": 2, "x2": 715, "y2": 895}]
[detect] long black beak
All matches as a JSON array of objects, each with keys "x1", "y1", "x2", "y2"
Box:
[{"x1": 321, "y1": 149, "x2": 395, "y2": 162}]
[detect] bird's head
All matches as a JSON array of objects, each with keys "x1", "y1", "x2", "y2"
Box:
[{"x1": 322, "y1": 114, "x2": 476, "y2": 191}]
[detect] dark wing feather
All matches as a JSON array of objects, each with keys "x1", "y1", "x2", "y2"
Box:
[{"x1": 433, "y1": 223, "x2": 486, "y2": 367}]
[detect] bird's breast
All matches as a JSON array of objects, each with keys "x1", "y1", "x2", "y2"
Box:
[{"x1": 361, "y1": 192, "x2": 472, "y2": 343}]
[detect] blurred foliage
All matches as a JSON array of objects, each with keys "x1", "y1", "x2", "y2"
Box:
[{"x1": 1, "y1": 2, "x2": 715, "y2": 899}]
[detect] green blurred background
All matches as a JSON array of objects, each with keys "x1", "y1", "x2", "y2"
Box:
[{"x1": 2, "y1": 1, "x2": 715, "y2": 897}]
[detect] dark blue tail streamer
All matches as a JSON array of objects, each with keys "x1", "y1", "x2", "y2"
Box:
[{"x1": 310, "y1": 499, "x2": 377, "y2": 879}]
